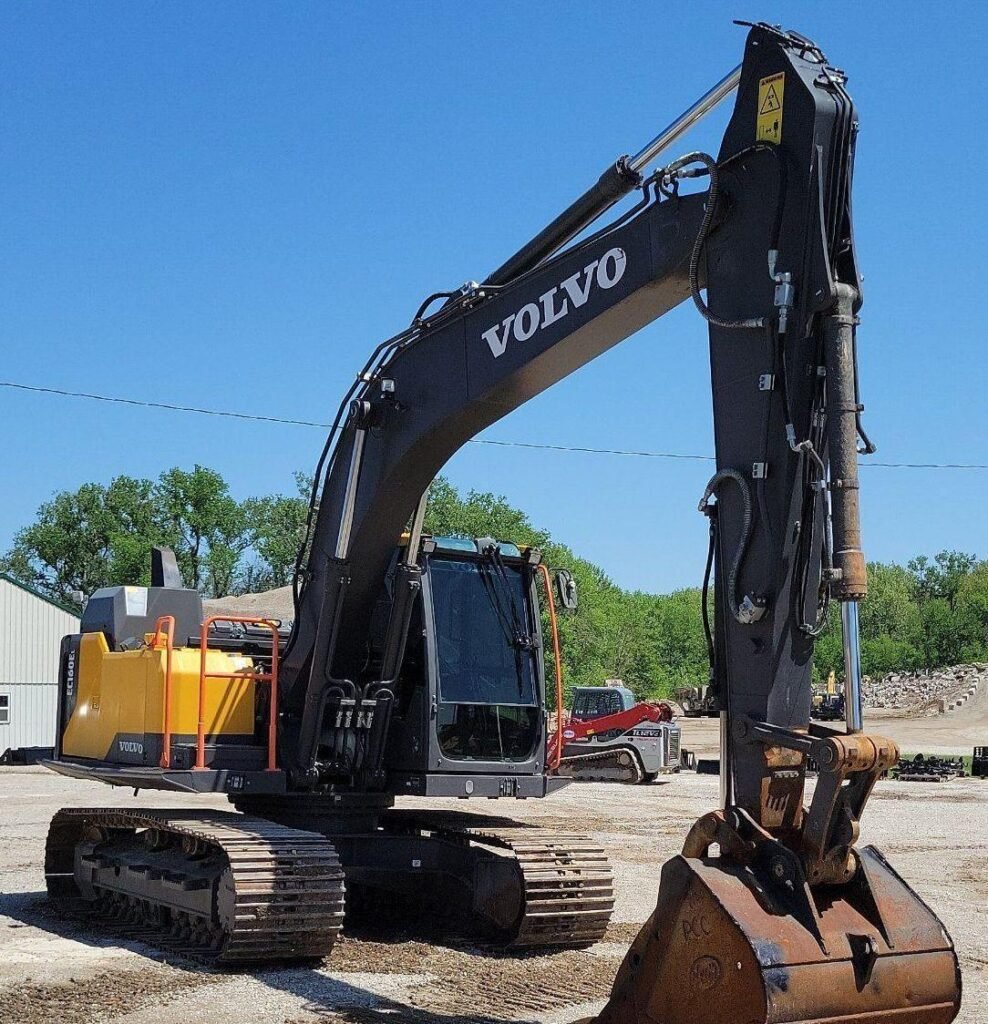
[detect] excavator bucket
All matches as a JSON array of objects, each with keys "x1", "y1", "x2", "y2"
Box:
[{"x1": 590, "y1": 849, "x2": 960, "y2": 1024}]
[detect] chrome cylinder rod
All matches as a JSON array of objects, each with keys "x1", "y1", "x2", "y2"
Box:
[
  {"x1": 487, "y1": 64, "x2": 742, "y2": 287},
  {"x1": 720, "y1": 709, "x2": 733, "y2": 808},
  {"x1": 628, "y1": 64, "x2": 742, "y2": 175},
  {"x1": 335, "y1": 426, "x2": 367, "y2": 560},
  {"x1": 842, "y1": 600, "x2": 865, "y2": 733}
]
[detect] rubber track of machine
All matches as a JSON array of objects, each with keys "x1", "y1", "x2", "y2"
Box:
[
  {"x1": 557, "y1": 746, "x2": 645, "y2": 784},
  {"x1": 45, "y1": 807, "x2": 345, "y2": 965}
]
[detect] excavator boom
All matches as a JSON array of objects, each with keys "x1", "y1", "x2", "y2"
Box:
[{"x1": 278, "y1": 20, "x2": 958, "y2": 1022}]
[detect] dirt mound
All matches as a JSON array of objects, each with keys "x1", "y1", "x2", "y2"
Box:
[{"x1": 203, "y1": 585, "x2": 294, "y2": 623}]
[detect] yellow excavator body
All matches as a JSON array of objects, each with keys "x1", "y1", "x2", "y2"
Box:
[{"x1": 61, "y1": 631, "x2": 256, "y2": 764}]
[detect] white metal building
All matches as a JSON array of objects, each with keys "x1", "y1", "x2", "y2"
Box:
[{"x1": 0, "y1": 574, "x2": 80, "y2": 751}]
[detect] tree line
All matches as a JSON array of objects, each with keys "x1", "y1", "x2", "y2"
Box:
[
  {"x1": 3, "y1": 466, "x2": 986, "y2": 700},
  {"x1": 1, "y1": 466, "x2": 309, "y2": 600}
]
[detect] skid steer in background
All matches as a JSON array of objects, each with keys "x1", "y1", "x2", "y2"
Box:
[
  {"x1": 43, "y1": 21, "x2": 960, "y2": 1022},
  {"x1": 548, "y1": 684, "x2": 680, "y2": 783}
]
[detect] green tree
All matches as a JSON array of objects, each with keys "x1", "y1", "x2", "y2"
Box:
[
  {"x1": 5, "y1": 466, "x2": 985, "y2": 689},
  {"x1": 154, "y1": 465, "x2": 248, "y2": 595},
  {"x1": 908, "y1": 550, "x2": 977, "y2": 609},
  {"x1": 954, "y1": 562, "x2": 988, "y2": 661},
  {"x1": 651, "y1": 589, "x2": 709, "y2": 695},
  {"x1": 860, "y1": 563, "x2": 922, "y2": 639},
  {"x1": 424, "y1": 478, "x2": 549, "y2": 548},
  {"x1": 855, "y1": 561, "x2": 924, "y2": 675},
  {"x1": 813, "y1": 615, "x2": 844, "y2": 681},
  {"x1": 1, "y1": 475, "x2": 162, "y2": 602},
  {"x1": 244, "y1": 472, "x2": 310, "y2": 589}
]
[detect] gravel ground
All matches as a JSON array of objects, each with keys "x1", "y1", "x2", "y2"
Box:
[{"x1": 1, "y1": 732, "x2": 985, "y2": 1023}]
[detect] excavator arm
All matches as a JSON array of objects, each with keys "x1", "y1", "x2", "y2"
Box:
[
  {"x1": 280, "y1": 148, "x2": 709, "y2": 767},
  {"x1": 278, "y1": 23, "x2": 959, "y2": 1022}
]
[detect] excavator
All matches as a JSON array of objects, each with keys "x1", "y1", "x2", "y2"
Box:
[{"x1": 43, "y1": 22, "x2": 961, "y2": 1023}]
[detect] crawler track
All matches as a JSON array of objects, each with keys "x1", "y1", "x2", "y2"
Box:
[
  {"x1": 557, "y1": 745, "x2": 645, "y2": 783},
  {"x1": 45, "y1": 808, "x2": 345, "y2": 965},
  {"x1": 385, "y1": 810, "x2": 614, "y2": 948}
]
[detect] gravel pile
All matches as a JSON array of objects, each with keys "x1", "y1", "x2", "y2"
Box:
[
  {"x1": 203, "y1": 586, "x2": 294, "y2": 623},
  {"x1": 863, "y1": 663, "x2": 987, "y2": 712}
]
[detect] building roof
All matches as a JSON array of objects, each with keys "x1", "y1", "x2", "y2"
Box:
[{"x1": 0, "y1": 573, "x2": 81, "y2": 617}]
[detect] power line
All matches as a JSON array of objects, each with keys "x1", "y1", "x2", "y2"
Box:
[
  {"x1": 3, "y1": 378, "x2": 987, "y2": 471},
  {"x1": 0, "y1": 381, "x2": 329, "y2": 428},
  {"x1": 470, "y1": 438, "x2": 713, "y2": 462}
]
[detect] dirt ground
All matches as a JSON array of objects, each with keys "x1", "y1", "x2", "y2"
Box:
[{"x1": 1, "y1": 714, "x2": 985, "y2": 1024}]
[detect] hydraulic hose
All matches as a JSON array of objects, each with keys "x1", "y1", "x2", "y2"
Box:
[
  {"x1": 698, "y1": 469, "x2": 756, "y2": 624},
  {"x1": 664, "y1": 152, "x2": 767, "y2": 331}
]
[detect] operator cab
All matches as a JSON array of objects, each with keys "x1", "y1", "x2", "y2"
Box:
[
  {"x1": 428, "y1": 546, "x2": 539, "y2": 762},
  {"x1": 570, "y1": 684, "x2": 636, "y2": 721},
  {"x1": 384, "y1": 536, "x2": 562, "y2": 796}
]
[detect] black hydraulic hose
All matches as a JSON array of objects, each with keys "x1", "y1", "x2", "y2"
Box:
[
  {"x1": 664, "y1": 144, "x2": 785, "y2": 333},
  {"x1": 700, "y1": 510, "x2": 717, "y2": 674},
  {"x1": 697, "y1": 469, "x2": 754, "y2": 623},
  {"x1": 850, "y1": 323, "x2": 877, "y2": 455},
  {"x1": 413, "y1": 291, "x2": 460, "y2": 323},
  {"x1": 666, "y1": 152, "x2": 767, "y2": 331}
]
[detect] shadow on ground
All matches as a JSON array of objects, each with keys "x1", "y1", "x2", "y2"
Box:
[{"x1": 0, "y1": 890, "x2": 545, "y2": 1023}]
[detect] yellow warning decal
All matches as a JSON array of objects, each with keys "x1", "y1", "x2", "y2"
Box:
[{"x1": 756, "y1": 72, "x2": 784, "y2": 144}]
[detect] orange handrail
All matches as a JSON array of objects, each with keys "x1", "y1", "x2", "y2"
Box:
[
  {"x1": 196, "y1": 615, "x2": 281, "y2": 773},
  {"x1": 537, "y1": 564, "x2": 565, "y2": 771},
  {"x1": 151, "y1": 616, "x2": 176, "y2": 769}
]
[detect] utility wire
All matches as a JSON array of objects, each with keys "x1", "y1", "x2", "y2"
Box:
[
  {"x1": 3, "y1": 379, "x2": 987, "y2": 471},
  {"x1": 0, "y1": 380, "x2": 329, "y2": 428},
  {"x1": 470, "y1": 438, "x2": 713, "y2": 462}
]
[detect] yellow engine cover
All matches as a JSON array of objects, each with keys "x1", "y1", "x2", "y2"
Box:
[{"x1": 61, "y1": 631, "x2": 256, "y2": 766}]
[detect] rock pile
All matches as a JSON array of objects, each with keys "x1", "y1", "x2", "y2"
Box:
[{"x1": 862, "y1": 663, "x2": 986, "y2": 713}]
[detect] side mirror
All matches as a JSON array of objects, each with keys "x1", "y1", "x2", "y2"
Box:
[{"x1": 555, "y1": 569, "x2": 578, "y2": 611}]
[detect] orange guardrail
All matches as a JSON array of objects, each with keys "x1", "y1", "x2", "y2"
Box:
[
  {"x1": 150, "y1": 615, "x2": 176, "y2": 769},
  {"x1": 196, "y1": 615, "x2": 281, "y2": 773},
  {"x1": 537, "y1": 565, "x2": 565, "y2": 770}
]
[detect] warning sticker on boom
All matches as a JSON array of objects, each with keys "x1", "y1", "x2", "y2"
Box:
[{"x1": 756, "y1": 72, "x2": 784, "y2": 144}]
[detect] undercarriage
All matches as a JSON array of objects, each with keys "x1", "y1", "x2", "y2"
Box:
[{"x1": 45, "y1": 799, "x2": 613, "y2": 964}]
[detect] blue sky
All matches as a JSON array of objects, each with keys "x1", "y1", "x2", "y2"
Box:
[{"x1": 1, "y1": 1, "x2": 985, "y2": 593}]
